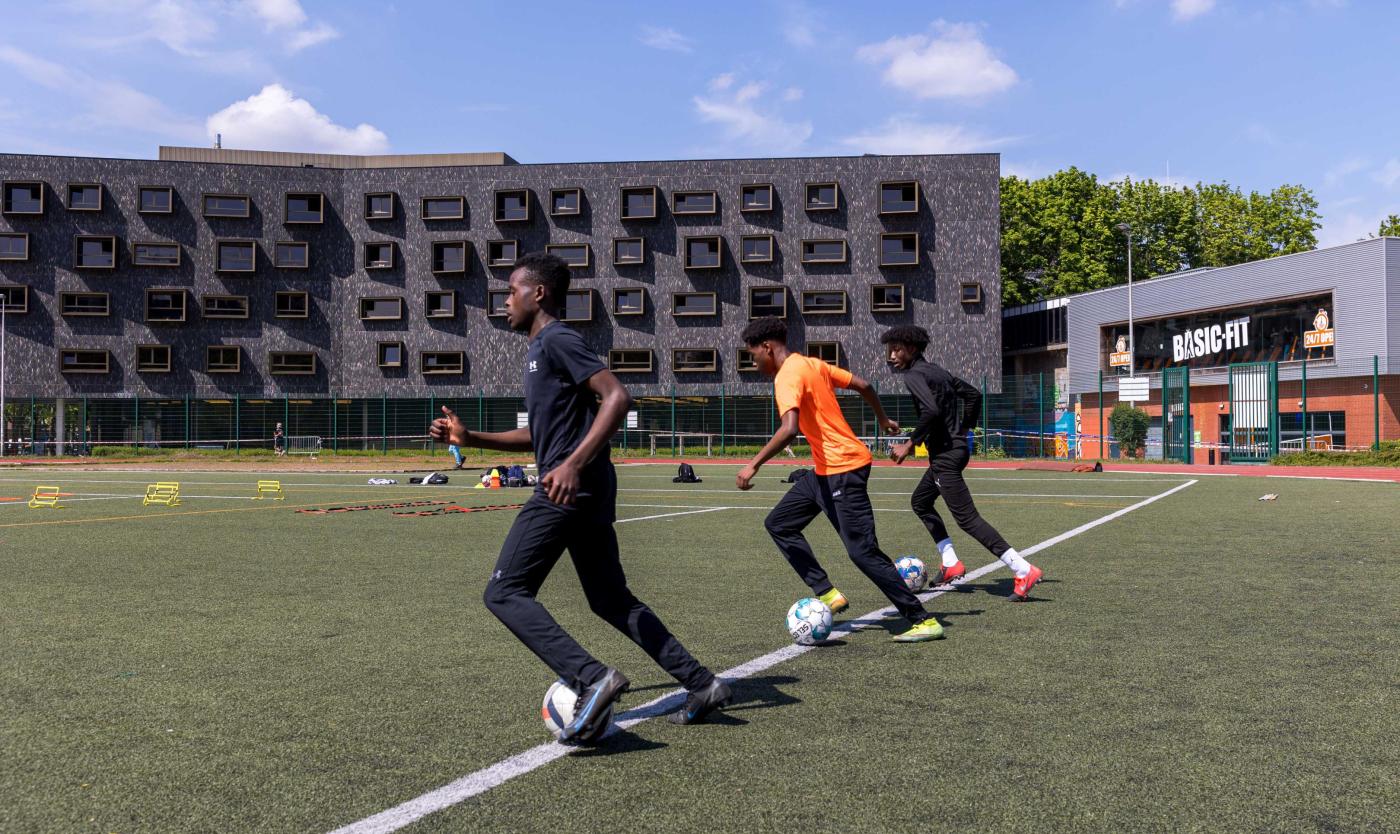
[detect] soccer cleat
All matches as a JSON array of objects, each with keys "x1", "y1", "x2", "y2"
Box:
[
  {"x1": 565, "y1": 667, "x2": 630, "y2": 742},
  {"x1": 816, "y1": 588, "x2": 849, "y2": 614},
  {"x1": 930, "y1": 560, "x2": 966, "y2": 586},
  {"x1": 1011, "y1": 565, "x2": 1044, "y2": 602},
  {"x1": 892, "y1": 617, "x2": 945, "y2": 642},
  {"x1": 668, "y1": 678, "x2": 733, "y2": 725}
]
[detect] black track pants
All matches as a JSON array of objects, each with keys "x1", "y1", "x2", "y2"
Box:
[{"x1": 910, "y1": 446, "x2": 1011, "y2": 558}]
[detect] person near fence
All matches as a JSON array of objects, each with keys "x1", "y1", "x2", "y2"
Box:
[
  {"x1": 880, "y1": 325, "x2": 1043, "y2": 601},
  {"x1": 274, "y1": 423, "x2": 287, "y2": 457},
  {"x1": 429, "y1": 252, "x2": 730, "y2": 740},
  {"x1": 736, "y1": 316, "x2": 945, "y2": 643},
  {"x1": 448, "y1": 443, "x2": 464, "y2": 469}
]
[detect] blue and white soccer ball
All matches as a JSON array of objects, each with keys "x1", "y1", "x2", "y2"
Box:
[
  {"x1": 895, "y1": 556, "x2": 928, "y2": 592},
  {"x1": 786, "y1": 597, "x2": 834, "y2": 645},
  {"x1": 541, "y1": 679, "x2": 614, "y2": 743}
]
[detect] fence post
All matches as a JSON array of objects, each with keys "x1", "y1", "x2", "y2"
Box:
[
  {"x1": 428, "y1": 395, "x2": 435, "y2": 453},
  {"x1": 476, "y1": 389, "x2": 484, "y2": 459},
  {"x1": 331, "y1": 395, "x2": 338, "y2": 453},
  {"x1": 133, "y1": 396, "x2": 139, "y2": 449},
  {"x1": 1183, "y1": 366, "x2": 1192, "y2": 464},
  {"x1": 1300, "y1": 357, "x2": 1308, "y2": 451},
  {"x1": 29, "y1": 397, "x2": 34, "y2": 453},
  {"x1": 670, "y1": 384, "x2": 677, "y2": 459},
  {"x1": 1038, "y1": 372, "x2": 1045, "y2": 459},
  {"x1": 234, "y1": 395, "x2": 240, "y2": 454},
  {"x1": 980, "y1": 374, "x2": 988, "y2": 456},
  {"x1": 719, "y1": 383, "x2": 726, "y2": 455},
  {"x1": 381, "y1": 395, "x2": 388, "y2": 455},
  {"x1": 1374, "y1": 354, "x2": 1381, "y2": 449},
  {"x1": 1098, "y1": 370, "x2": 1105, "y2": 460},
  {"x1": 283, "y1": 396, "x2": 289, "y2": 436},
  {"x1": 184, "y1": 395, "x2": 190, "y2": 450},
  {"x1": 81, "y1": 397, "x2": 87, "y2": 451}
]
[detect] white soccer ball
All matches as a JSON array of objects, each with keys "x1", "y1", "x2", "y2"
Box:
[
  {"x1": 786, "y1": 598, "x2": 834, "y2": 645},
  {"x1": 541, "y1": 679, "x2": 614, "y2": 743},
  {"x1": 895, "y1": 556, "x2": 928, "y2": 592}
]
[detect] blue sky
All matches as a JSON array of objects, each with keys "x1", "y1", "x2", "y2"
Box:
[{"x1": 1, "y1": 0, "x2": 1394, "y2": 245}]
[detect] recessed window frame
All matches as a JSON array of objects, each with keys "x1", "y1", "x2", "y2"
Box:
[
  {"x1": 364, "y1": 192, "x2": 396, "y2": 220},
  {"x1": 131, "y1": 240, "x2": 181, "y2": 267},
  {"x1": 683, "y1": 235, "x2": 722, "y2": 270},
  {"x1": 59, "y1": 349, "x2": 110, "y2": 375},
  {"x1": 273, "y1": 241, "x2": 309, "y2": 270},
  {"x1": 736, "y1": 348, "x2": 759, "y2": 372},
  {"x1": 879, "y1": 180, "x2": 920, "y2": 215},
  {"x1": 493, "y1": 188, "x2": 531, "y2": 223},
  {"x1": 671, "y1": 190, "x2": 717, "y2": 216},
  {"x1": 421, "y1": 196, "x2": 465, "y2": 221},
  {"x1": 0, "y1": 232, "x2": 30, "y2": 262},
  {"x1": 550, "y1": 188, "x2": 582, "y2": 217},
  {"x1": 612, "y1": 286, "x2": 646, "y2": 317},
  {"x1": 425, "y1": 289, "x2": 457, "y2": 319},
  {"x1": 284, "y1": 192, "x2": 325, "y2": 225},
  {"x1": 672, "y1": 347, "x2": 718, "y2": 373},
  {"x1": 377, "y1": 341, "x2": 404, "y2": 368},
  {"x1": 136, "y1": 344, "x2": 172, "y2": 373},
  {"x1": 205, "y1": 345, "x2": 241, "y2": 374},
  {"x1": 202, "y1": 294, "x2": 251, "y2": 320},
  {"x1": 740, "y1": 183, "x2": 774, "y2": 213},
  {"x1": 748, "y1": 286, "x2": 787, "y2": 319},
  {"x1": 880, "y1": 232, "x2": 920, "y2": 267},
  {"x1": 60, "y1": 291, "x2": 111, "y2": 317},
  {"x1": 546, "y1": 242, "x2": 591, "y2": 268},
  {"x1": 138, "y1": 185, "x2": 174, "y2": 215},
  {"x1": 73, "y1": 235, "x2": 117, "y2": 270},
  {"x1": 800, "y1": 238, "x2": 848, "y2": 265},
  {"x1": 215, "y1": 239, "x2": 257, "y2": 273},
  {"x1": 364, "y1": 241, "x2": 396, "y2": 270},
  {"x1": 871, "y1": 283, "x2": 907, "y2": 313},
  {"x1": 431, "y1": 240, "x2": 470, "y2": 274},
  {"x1": 0, "y1": 285, "x2": 30, "y2": 314},
  {"x1": 805, "y1": 181, "x2": 839, "y2": 212},
  {"x1": 612, "y1": 236, "x2": 645, "y2": 266},
  {"x1": 739, "y1": 234, "x2": 774, "y2": 264},
  {"x1": 801, "y1": 289, "x2": 849, "y2": 315},
  {"x1": 561, "y1": 289, "x2": 594, "y2": 323},
  {"x1": 960, "y1": 282, "x2": 984, "y2": 304},
  {"x1": 359, "y1": 296, "x2": 404, "y2": 321},
  {"x1": 807, "y1": 341, "x2": 842, "y2": 366},
  {"x1": 145, "y1": 288, "x2": 187, "y2": 323},
  {"x1": 67, "y1": 183, "x2": 102, "y2": 212},
  {"x1": 2, "y1": 181, "x2": 44, "y2": 215},
  {"x1": 486, "y1": 290, "x2": 511, "y2": 318},
  {"x1": 672, "y1": 291, "x2": 718, "y2": 318},
  {"x1": 274, "y1": 290, "x2": 310, "y2": 319},
  {"x1": 201, "y1": 193, "x2": 250, "y2": 219},
  {"x1": 487, "y1": 239, "x2": 518, "y2": 268},
  {"x1": 269, "y1": 351, "x2": 317, "y2": 376},
  {"x1": 420, "y1": 351, "x2": 465, "y2": 375},
  {"x1": 608, "y1": 349, "x2": 654, "y2": 374},
  {"x1": 620, "y1": 185, "x2": 658, "y2": 221}
]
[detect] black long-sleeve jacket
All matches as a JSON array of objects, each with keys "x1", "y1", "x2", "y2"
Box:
[{"x1": 902, "y1": 358, "x2": 981, "y2": 453}]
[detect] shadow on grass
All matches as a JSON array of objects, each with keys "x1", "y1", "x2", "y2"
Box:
[
  {"x1": 568, "y1": 728, "x2": 667, "y2": 757},
  {"x1": 976, "y1": 576, "x2": 1057, "y2": 602}
]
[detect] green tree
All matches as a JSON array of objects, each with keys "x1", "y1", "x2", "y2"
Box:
[
  {"x1": 1379, "y1": 214, "x2": 1400, "y2": 237},
  {"x1": 1109, "y1": 403, "x2": 1150, "y2": 459}
]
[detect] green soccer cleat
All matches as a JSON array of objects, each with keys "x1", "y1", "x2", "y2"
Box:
[
  {"x1": 817, "y1": 588, "x2": 849, "y2": 614},
  {"x1": 892, "y1": 618, "x2": 945, "y2": 642}
]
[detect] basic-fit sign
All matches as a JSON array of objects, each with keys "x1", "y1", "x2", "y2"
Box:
[{"x1": 1172, "y1": 317, "x2": 1251, "y2": 363}]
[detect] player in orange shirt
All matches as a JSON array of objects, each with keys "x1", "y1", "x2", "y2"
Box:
[{"x1": 736, "y1": 317, "x2": 945, "y2": 642}]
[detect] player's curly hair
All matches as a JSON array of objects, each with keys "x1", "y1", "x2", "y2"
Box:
[
  {"x1": 514, "y1": 252, "x2": 572, "y2": 308},
  {"x1": 879, "y1": 325, "x2": 929, "y2": 354},
  {"x1": 741, "y1": 316, "x2": 788, "y2": 347}
]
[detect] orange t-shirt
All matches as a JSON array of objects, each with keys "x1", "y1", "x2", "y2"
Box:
[{"x1": 773, "y1": 354, "x2": 871, "y2": 475}]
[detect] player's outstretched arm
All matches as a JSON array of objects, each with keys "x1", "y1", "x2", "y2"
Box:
[
  {"x1": 737, "y1": 409, "x2": 800, "y2": 490},
  {"x1": 429, "y1": 405, "x2": 533, "y2": 452},
  {"x1": 845, "y1": 373, "x2": 901, "y2": 436},
  {"x1": 540, "y1": 369, "x2": 631, "y2": 505}
]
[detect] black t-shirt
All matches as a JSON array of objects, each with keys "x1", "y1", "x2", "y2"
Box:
[
  {"x1": 524, "y1": 320, "x2": 616, "y2": 509},
  {"x1": 902, "y1": 358, "x2": 980, "y2": 454}
]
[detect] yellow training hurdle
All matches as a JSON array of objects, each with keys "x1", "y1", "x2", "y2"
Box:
[
  {"x1": 29, "y1": 485, "x2": 64, "y2": 509},
  {"x1": 142, "y1": 482, "x2": 182, "y2": 507},
  {"x1": 253, "y1": 480, "x2": 285, "y2": 501}
]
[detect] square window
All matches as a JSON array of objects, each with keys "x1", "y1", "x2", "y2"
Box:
[
  {"x1": 740, "y1": 234, "x2": 774, "y2": 264},
  {"x1": 672, "y1": 190, "x2": 717, "y2": 215},
  {"x1": 425, "y1": 290, "x2": 456, "y2": 318},
  {"x1": 202, "y1": 194, "x2": 250, "y2": 218},
  {"x1": 801, "y1": 290, "x2": 848, "y2": 315},
  {"x1": 672, "y1": 348, "x2": 718, "y2": 373},
  {"x1": 145, "y1": 289, "x2": 187, "y2": 323},
  {"x1": 612, "y1": 287, "x2": 646, "y2": 316},
  {"x1": 487, "y1": 239, "x2": 518, "y2": 267},
  {"x1": 422, "y1": 196, "x2": 465, "y2": 220},
  {"x1": 749, "y1": 287, "x2": 786, "y2": 319},
  {"x1": 137, "y1": 345, "x2": 172, "y2": 373},
  {"x1": 550, "y1": 188, "x2": 582, "y2": 216},
  {"x1": 359, "y1": 297, "x2": 403, "y2": 320},
  {"x1": 880, "y1": 181, "x2": 919, "y2": 215},
  {"x1": 546, "y1": 243, "x2": 590, "y2": 268},
  {"x1": 67, "y1": 183, "x2": 102, "y2": 212},
  {"x1": 737, "y1": 348, "x2": 759, "y2": 372},
  {"x1": 365, "y1": 192, "x2": 395, "y2": 220},
  {"x1": 0, "y1": 286, "x2": 29, "y2": 313},
  {"x1": 612, "y1": 237, "x2": 644, "y2": 266},
  {"x1": 960, "y1": 282, "x2": 984, "y2": 304},
  {"x1": 138, "y1": 186, "x2": 173, "y2": 214},
  {"x1": 60, "y1": 349, "x2": 110, "y2": 374},
  {"x1": 60, "y1": 292, "x2": 110, "y2": 317},
  {"x1": 801, "y1": 239, "x2": 848, "y2": 264},
  {"x1": 274, "y1": 241, "x2": 309, "y2": 269},
  {"x1": 216, "y1": 240, "x2": 256, "y2": 272},
  {"x1": 206, "y1": 346, "x2": 241, "y2": 373},
  {"x1": 202, "y1": 295, "x2": 250, "y2": 319},
  {"x1": 562, "y1": 289, "x2": 593, "y2": 322},
  {"x1": 0, "y1": 233, "x2": 30, "y2": 261},
  {"x1": 684, "y1": 236, "x2": 722, "y2": 269},
  {"x1": 805, "y1": 182, "x2": 838, "y2": 212},
  {"x1": 3, "y1": 181, "x2": 44, "y2": 214},
  {"x1": 275, "y1": 291, "x2": 309, "y2": 319},
  {"x1": 741, "y1": 183, "x2": 773, "y2": 213},
  {"x1": 672, "y1": 292, "x2": 717, "y2": 317},
  {"x1": 608, "y1": 349, "x2": 653, "y2": 373},
  {"x1": 377, "y1": 341, "x2": 404, "y2": 368},
  {"x1": 880, "y1": 233, "x2": 919, "y2": 267},
  {"x1": 494, "y1": 189, "x2": 531, "y2": 223},
  {"x1": 486, "y1": 289, "x2": 511, "y2": 317},
  {"x1": 420, "y1": 351, "x2": 465, "y2": 375},
  {"x1": 285, "y1": 192, "x2": 324, "y2": 224},
  {"x1": 871, "y1": 283, "x2": 906, "y2": 313},
  {"x1": 620, "y1": 186, "x2": 657, "y2": 220},
  {"x1": 432, "y1": 240, "x2": 469, "y2": 274},
  {"x1": 364, "y1": 242, "x2": 395, "y2": 270},
  {"x1": 269, "y1": 352, "x2": 317, "y2": 375},
  {"x1": 131, "y1": 241, "x2": 180, "y2": 267},
  {"x1": 74, "y1": 235, "x2": 117, "y2": 269},
  {"x1": 807, "y1": 341, "x2": 841, "y2": 366}
]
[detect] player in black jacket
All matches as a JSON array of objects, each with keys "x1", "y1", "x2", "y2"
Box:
[{"x1": 880, "y1": 325, "x2": 1043, "y2": 601}]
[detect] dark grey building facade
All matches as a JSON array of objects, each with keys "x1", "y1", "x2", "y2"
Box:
[{"x1": 0, "y1": 148, "x2": 1001, "y2": 400}]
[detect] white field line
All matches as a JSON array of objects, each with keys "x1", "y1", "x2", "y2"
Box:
[
  {"x1": 616, "y1": 507, "x2": 732, "y2": 524},
  {"x1": 325, "y1": 478, "x2": 1200, "y2": 834}
]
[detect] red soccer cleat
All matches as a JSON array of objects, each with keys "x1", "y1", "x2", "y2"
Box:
[
  {"x1": 1011, "y1": 565, "x2": 1043, "y2": 601},
  {"x1": 930, "y1": 560, "x2": 966, "y2": 586}
]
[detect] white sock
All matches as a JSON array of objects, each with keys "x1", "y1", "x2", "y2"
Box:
[
  {"x1": 1000, "y1": 548, "x2": 1032, "y2": 578},
  {"x1": 936, "y1": 538, "x2": 959, "y2": 567}
]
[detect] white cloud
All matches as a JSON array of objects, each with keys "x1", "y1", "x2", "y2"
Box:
[
  {"x1": 1374, "y1": 158, "x2": 1400, "y2": 189},
  {"x1": 840, "y1": 117, "x2": 1016, "y2": 155},
  {"x1": 246, "y1": 0, "x2": 307, "y2": 28},
  {"x1": 780, "y1": 0, "x2": 819, "y2": 47},
  {"x1": 856, "y1": 21, "x2": 1017, "y2": 100},
  {"x1": 638, "y1": 25, "x2": 693, "y2": 53},
  {"x1": 65, "y1": 0, "x2": 336, "y2": 56},
  {"x1": 206, "y1": 84, "x2": 389, "y2": 154},
  {"x1": 286, "y1": 21, "x2": 339, "y2": 52},
  {"x1": 1323, "y1": 157, "x2": 1368, "y2": 188},
  {"x1": 782, "y1": 86, "x2": 804, "y2": 102},
  {"x1": 1170, "y1": 0, "x2": 1216, "y2": 21},
  {"x1": 692, "y1": 75, "x2": 812, "y2": 154}
]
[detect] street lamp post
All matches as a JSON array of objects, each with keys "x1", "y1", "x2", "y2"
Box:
[{"x1": 1115, "y1": 223, "x2": 1135, "y2": 376}]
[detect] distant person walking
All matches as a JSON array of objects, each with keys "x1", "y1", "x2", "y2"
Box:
[
  {"x1": 448, "y1": 443, "x2": 465, "y2": 469},
  {"x1": 274, "y1": 423, "x2": 287, "y2": 457}
]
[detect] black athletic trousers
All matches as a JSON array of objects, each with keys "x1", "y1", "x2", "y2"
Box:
[
  {"x1": 484, "y1": 492, "x2": 715, "y2": 694},
  {"x1": 764, "y1": 464, "x2": 930, "y2": 624},
  {"x1": 911, "y1": 446, "x2": 1011, "y2": 558}
]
